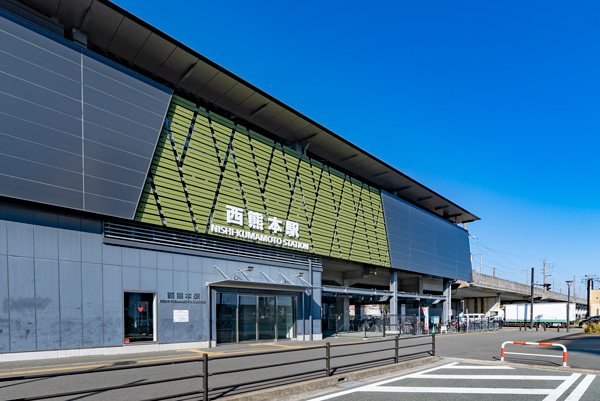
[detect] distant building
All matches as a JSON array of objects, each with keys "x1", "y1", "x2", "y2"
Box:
[
  {"x1": 590, "y1": 289, "x2": 600, "y2": 317},
  {"x1": 0, "y1": 0, "x2": 478, "y2": 361}
]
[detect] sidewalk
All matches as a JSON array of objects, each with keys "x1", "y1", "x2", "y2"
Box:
[{"x1": 0, "y1": 335, "x2": 401, "y2": 377}]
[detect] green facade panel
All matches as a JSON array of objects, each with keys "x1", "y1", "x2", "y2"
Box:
[{"x1": 135, "y1": 95, "x2": 391, "y2": 267}]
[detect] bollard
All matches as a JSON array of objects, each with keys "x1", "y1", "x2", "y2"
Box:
[
  {"x1": 394, "y1": 336, "x2": 399, "y2": 363},
  {"x1": 519, "y1": 323, "x2": 522, "y2": 331},
  {"x1": 557, "y1": 326, "x2": 560, "y2": 332},
  {"x1": 383, "y1": 316, "x2": 386, "y2": 337},
  {"x1": 325, "y1": 342, "x2": 331, "y2": 377},
  {"x1": 544, "y1": 324, "x2": 546, "y2": 332},
  {"x1": 203, "y1": 353, "x2": 209, "y2": 401},
  {"x1": 363, "y1": 324, "x2": 368, "y2": 340},
  {"x1": 536, "y1": 323, "x2": 539, "y2": 332},
  {"x1": 432, "y1": 334, "x2": 436, "y2": 356}
]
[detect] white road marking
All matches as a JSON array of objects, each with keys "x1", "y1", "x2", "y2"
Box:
[
  {"x1": 306, "y1": 362, "x2": 458, "y2": 401},
  {"x1": 414, "y1": 374, "x2": 570, "y2": 380},
  {"x1": 442, "y1": 365, "x2": 515, "y2": 369},
  {"x1": 543, "y1": 373, "x2": 581, "y2": 401},
  {"x1": 362, "y1": 387, "x2": 552, "y2": 394},
  {"x1": 564, "y1": 375, "x2": 597, "y2": 401}
]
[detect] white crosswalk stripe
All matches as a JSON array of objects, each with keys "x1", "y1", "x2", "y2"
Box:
[{"x1": 307, "y1": 361, "x2": 597, "y2": 401}]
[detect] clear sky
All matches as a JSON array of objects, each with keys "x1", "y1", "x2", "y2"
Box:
[{"x1": 113, "y1": 0, "x2": 599, "y2": 298}]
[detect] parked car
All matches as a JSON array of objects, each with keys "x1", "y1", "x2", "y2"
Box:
[{"x1": 579, "y1": 316, "x2": 600, "y2": 327}]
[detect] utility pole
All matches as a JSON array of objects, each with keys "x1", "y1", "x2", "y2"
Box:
[
  {"x1": 581, "y1": 274, "x2": 599, "y2": 319},
  {"x1": 530, "y1": 267, "x2": 534, "y2": 329},
  {"x1": 543, "y1": 258, "x2": 547, "y2": 294},
  {"x1": 573, "y1": 276, "x2": 576, "y2": 299}
]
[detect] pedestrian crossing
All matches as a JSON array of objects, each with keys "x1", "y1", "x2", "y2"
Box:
[{"x1": 308, "y1": 361, "x2": 597, "y2": 401}]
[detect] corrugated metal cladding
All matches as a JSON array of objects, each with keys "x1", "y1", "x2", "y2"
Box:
[
  {"x1": 381, "y1": 191, "x2": 472, "y2": 281},
  {"x1": 0, "y1": 11, "x2": 172, "y2": 219},
  {"x1": 135, "y1": 96, "x2": 391, "y2": 267}
]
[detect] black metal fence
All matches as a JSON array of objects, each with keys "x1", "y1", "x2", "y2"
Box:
[
  {"x1": 0, "y1": 336, "x2": 434, "y2": 401},
  {"x1": 325, "y1": 314, "x2": 503, "y2": 338}
]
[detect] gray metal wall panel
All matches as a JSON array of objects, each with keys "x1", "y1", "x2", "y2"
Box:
[
  {"x1": 58, "y1": 216, "x2": 81, "y2": 262},
  {"x1": 0, "y1": 203, "x2": 7, "y2": 255},
  {"x1": 102, "y1": 244, "x2": 122, "y2": 266},
  {"x1": 0, "y1": 153, "x2": 83, "y2": 190},
  {"x1": 34, "y1": 259, "x2": 60, "y2": 350},
  {"x1": 0, "y1": 255, "x2": 8, "y2": 351},
  {"x1": 0, "y1": 71, "x2": 81, "y2": 119},
  {"x1": 0, "y1": 134, "x2": 81, "y2": 173},
  {"x1": 82, "y1": 54, "x2": 171, "y2": 113},
  {"x1": 84, "y1": 176, "x2": 141, "y2": 206},
  {"x1": 59, "y1": 260, "x2": 82, "y2": 348},
  {"x1": 382, "y1": 191, "x2": 472, "y2": 281},
  {"x1": 122, "y1": 248, "x2": 140, "y2": 267},
  {"x1": 102, "y1": 264, "x2": 122, "y2": 346},
  {"x1": 173, "y1": 254, "x2": 188, "y2": 271},
  {"x1": 123, "y1": 266, "x2": 140, "y2": 291},
  {"x1": 157, "y1": 269, "x2": 174, "y2": 343},
  {"x1": 83, "y1": 158, "x2": 145, "y2": 188},
  {"x1": 0, "y1": 13, "x2": 81, "y2": 66},
  {"x1": 188, "y1": 272, "x2": 205, "y2": 340},
  {"x1": 81, "y1": 232, "x2": 102, "y2": 264},
  {"x1": 0, "y1": 11, "x2": 173, "y2": 220},
  {"x1": 0, "y1": 176, "x2": 82, "y2": 211},
  {"x1": 7, "y1": 218, "x2": 34, "y2": 258},
  {"x1": 82, "y1": 263, "x2": 103, "y2": 347},
  {"x1": 0, "y1": 91, "x2": 82, "y2": 136},
  {"x1": 83, "y1": 139, "x2": 149, "y2": 173},
  {"x1": 8, "y1": 256, "x2": 36, "y2": 351},
  {"x1": 140, "y1": 250, "x2": 157, "y2": 269},
  {"x1": 83, "y1": 194, "x2": 136, "y2": 220},
  {"x1": 140, "y1": 268, "x2": 157, "y2": 292},
  {"x1": 173, "y1": 270, "x2": 189, "y2": 341},
  {"x1": 158, "y1": 253, "x2": 173, "y2": 270},
  {"x1": 1, "y1": 51, "x2": 80, "y2": 98}
]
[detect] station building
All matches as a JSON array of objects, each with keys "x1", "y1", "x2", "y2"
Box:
[{"x1": 0, "y1": 0, "x2": 478, "y2": 360}]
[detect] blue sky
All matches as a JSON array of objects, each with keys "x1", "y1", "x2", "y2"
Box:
[{"x1": 113, "y1": 0, "x2": 599, "y2": 298}]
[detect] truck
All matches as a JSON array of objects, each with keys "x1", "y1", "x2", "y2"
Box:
[{"x1": 504, "y1": 302, "x2": 576, "y2": 327}]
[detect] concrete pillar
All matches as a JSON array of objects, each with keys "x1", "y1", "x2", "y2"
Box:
[
  {"x1": 443, "y1": 279, "x2": 452, "y2": 324},
  {"x1": 390, "y1": 270, "x2": 398, "y2": 330},
  {"x1": 335, "y1": 297, "x2": 350, "y2": 331}
]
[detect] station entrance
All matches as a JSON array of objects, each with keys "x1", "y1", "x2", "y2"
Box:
[{"x1": 215, "y1": 292, "x2": 297, "y2": 343}]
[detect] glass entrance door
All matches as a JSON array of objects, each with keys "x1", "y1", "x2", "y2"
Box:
[
  {"x1": 239, "y1": 295, "x2": 257, "y2": 342},
  {"x1": 215, "y1": 291, "x2": 297, "y2": 343},
  {"x1": 258, "y1": 296, "x2": 276, "y2": 341},
  {"x1": 277, "y1": 296, "x2": 296, "y2": 339}
]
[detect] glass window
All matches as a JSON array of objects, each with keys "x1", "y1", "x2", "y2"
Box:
[{"x1": 124, "y1": 292, "x2": 154, "y2": 342}]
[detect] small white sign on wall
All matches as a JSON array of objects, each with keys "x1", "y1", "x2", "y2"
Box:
[{"x1": 173, "y1": 310, "x2": 189, "y2": 323}]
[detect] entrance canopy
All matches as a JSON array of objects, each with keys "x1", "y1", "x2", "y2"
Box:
[{"x1": 208, "y1": 280, "x2": 312, "y2": 293}]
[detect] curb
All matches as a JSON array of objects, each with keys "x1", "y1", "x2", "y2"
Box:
[{"x1": 220, "y1": 356, "x2": 440, "y2": 401}]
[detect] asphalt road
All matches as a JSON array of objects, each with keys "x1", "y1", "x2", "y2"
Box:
[{"x1": 435, "y1": 328, "x2": 600, "y2": 370}]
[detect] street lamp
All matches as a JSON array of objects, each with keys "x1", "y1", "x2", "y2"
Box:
[{"x1": 566, "y1": 280, "x2": 573, "y2": 332}]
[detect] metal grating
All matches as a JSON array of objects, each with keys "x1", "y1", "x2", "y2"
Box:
[{"x1": 104, "y1": 220, "x2": 322, "y2": 268}]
